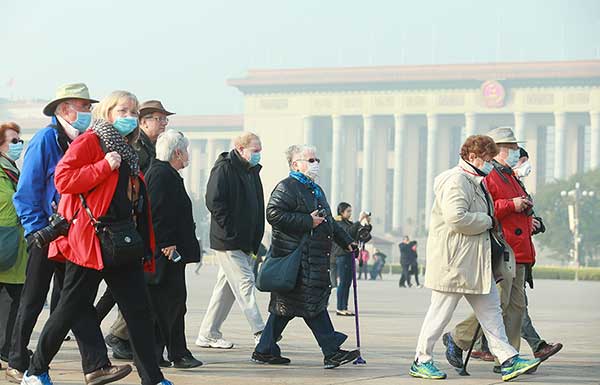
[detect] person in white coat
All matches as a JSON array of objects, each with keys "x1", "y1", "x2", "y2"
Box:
[{"x1": 409, "y1": 135, "x2": 541, "y2": 382}]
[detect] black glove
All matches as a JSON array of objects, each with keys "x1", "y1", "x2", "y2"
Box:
[{"x1": 525, "y1": 264, "x2": 534, "y2": 289}]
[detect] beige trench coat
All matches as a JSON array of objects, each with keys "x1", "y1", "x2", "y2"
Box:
[{"x1": 425, "y1": 159, "x2": 514, "y2": 295}]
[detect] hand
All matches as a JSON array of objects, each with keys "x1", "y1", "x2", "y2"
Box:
[
  {"x1": 162, "y1": 245, "x2": 176, "y2": 260},
  {"x1": 513, "y1": 197, "x2": 531, "y2": 213},
  {"x1": 490, "y1": 216, "x2": 499, "y2": 231},
  {"x1": 105, "y1": 152, "x2": 122, "y2": 170},
  {"x1": 347, "y1": 242, "x2": 358, "y2": 252},
  {"x1": 310, "y1": 210, "x2": 326, "y2": 228},
  {"x1": 531, "y1": 217, "x2": 541, "y2": 232}
]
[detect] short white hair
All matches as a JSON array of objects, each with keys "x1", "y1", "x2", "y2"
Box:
[
  {"x1": 285, "y1": 144, "x2": 317, "y2": 170},
  {"x1": 156, "y1": 129, "x2": 189, "y2": 162}
]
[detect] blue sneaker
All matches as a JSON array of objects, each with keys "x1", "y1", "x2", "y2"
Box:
[
  {"x1": 442, "y1": 332, "x2": 463, "y2": 369},
  {"x1": 501, "y1": 356, "x2": 541, "y2": 382},
  {"x1": 409, "y1": 360, "x2": 447, "y2": 380},
  {"x1": 156, "y1": 380, "x2": 174, "y2": 385},
  {"x1": 21, "y1": 371, "x2": 54, "y2": 385}
]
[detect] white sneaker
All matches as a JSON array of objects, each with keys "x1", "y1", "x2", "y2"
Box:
[
  {"x1": 21, "y1": 371, "x2": 54, "y2": 385},
  {"x1": 195, "y1": 335, "x2": 234, "y2": 349}
]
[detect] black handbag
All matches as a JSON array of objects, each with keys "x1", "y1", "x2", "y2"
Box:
[
  {"x1": 80, "y1": 195, "x2": 144, "y2": 268},
  {"x1": 256, "y1": 234, "x2": 308, "y2": 293}
]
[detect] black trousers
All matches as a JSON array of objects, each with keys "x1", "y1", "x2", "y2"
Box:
[
  {"x1": 148, "y1": 262, "x2": 190, "y2": 362},
  {"x1": 9, "y1": 243, "x2": 107, "y2": 373},
  {"x1": 0, "y1": 283, "x2": 22, "y2": 359},
  {"x1": 95, "y1": 287, "x2": 117, "y2": 322},
  {"x1": 399, "y1": 263, "x2": 411, "y2": 287},
  {"x1": 409, "y1": 262, "x2": 420, "y2": 286},
  {"x1": 29, "y1": 260, "x2": 164, "y2": 385}
]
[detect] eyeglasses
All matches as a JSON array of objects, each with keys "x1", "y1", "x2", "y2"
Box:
[
  {"x1": 66, "y1": 102, "x2": 92, "y2": 113},
  {"x1": 297, "y1": 158, "x2": 320, "y2": 164},
  {"x1": 10, "y1": 138, "x2": 23, "y2": 145},
  {"x1": 145, "y1": 116, "x2": 169, "y2": 124}
]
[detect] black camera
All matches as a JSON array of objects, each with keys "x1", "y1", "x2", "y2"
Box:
[
  {"x1": 357, "y1": 224, "x2": 373, "y2": 243},
  {"x1": 532, "y1": 216, "x2": 546, "y2": 235},
  {"x1": 31, "y1": 213, "x2": 71, "y2": 249}
]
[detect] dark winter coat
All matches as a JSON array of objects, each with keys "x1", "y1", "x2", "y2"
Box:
[
  {"x1": 145, "y1": 160, "x2": 201, "y2": 264},
  {"x1": 399, "y1": 241, "x2": 418, "y2": 265},
  {"x1": 266, "y1": 176, "x2": 353, "y2": 318},
  {"x1": 205, "y1": 150, "x2": 265, "y2": 255},
  {"x1": 132, "y1": 130, "x2": 156, "y2": 174},
  {"x1": 330, "y1": 217, "x2": 361, "y2": 260}
]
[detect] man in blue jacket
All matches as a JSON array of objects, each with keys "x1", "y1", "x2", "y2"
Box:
[{"x1": 7, "y1": 84, "x2": 131, "y2": 385}]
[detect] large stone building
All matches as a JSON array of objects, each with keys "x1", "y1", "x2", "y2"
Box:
[{"x1": 229, "y1": 60, "x2": 600, "y2": 237}]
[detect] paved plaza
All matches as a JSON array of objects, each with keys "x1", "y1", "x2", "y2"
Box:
[{"x1": 3, "y1": 265, "x2": 599, "y2": 385}]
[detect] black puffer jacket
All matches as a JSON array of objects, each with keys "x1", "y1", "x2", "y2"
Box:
[{"x1": 266, "y1": 176, "x2": 353, "y2": 318}]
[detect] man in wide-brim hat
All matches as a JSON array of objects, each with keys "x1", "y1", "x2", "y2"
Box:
[
  {"x1": 133, "y1": 100, "x2": 175, "y2": 173},
  {"x1": 8, "y1": 83, "x2": 132, "y2": 385}
]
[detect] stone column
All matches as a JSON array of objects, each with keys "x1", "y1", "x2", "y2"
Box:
[
  {"x1": 464, "y1": 112, "x2": 477, "y2": 137},
  {"x1": 392, "y1": 114, "x2": 406, "y2": 232},
  {"x1": 330, "y1": 115, "x2": 343, "y2": 208},
  {"x1": 514, "y1": 112, "x2": 527, "y2": 142},
  {"x1": 554, "y1": 112, "x2": 567, "y2": 180},
  {"x1": 425, "y1": 114, "x2": 439, "y2": 226},
  {"x1": 190, "y1": 141, "x2": 203, "y2": 198},
  {"x1": 303, "y1": 116, "x2": 315, "y2": 146},
  {"x1": 590, "y1": 111, "x2": 600, "y2": 170},
  {"x1": 206, "y1": 138, "x2": 217, "y2": 167},
  {"x1": 361, "y1": 115, "x2": 374, "y2": 214}
]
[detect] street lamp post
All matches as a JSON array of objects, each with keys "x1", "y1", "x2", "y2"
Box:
[{"x1": 560, "y1": 182, "x2": 595, "y2": 280}]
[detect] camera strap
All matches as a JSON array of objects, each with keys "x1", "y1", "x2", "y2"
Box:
[{"x1": 79, "y1": 194, "x2": 98, "y2": 226}]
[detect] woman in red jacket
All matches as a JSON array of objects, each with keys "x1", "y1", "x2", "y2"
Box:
[{"x1": 23, "y1": 91, "x2": 172, "y2": 385}]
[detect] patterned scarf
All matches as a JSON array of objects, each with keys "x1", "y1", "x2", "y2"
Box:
[
  {"x1": 92, "y1": 119, "x2": 140, "y2": 176},
  {"x1": 290, "y1": 171, "x2": 323, "y2": 199}
]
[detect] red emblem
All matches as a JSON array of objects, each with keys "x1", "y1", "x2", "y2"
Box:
[{"x1": 481, "y1": 80, "x2": 505, "y2": 108}]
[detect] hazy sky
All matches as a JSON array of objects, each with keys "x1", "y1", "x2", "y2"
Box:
[{"x1": 1, "y1": 0, "x2": 599, "y2": 115}]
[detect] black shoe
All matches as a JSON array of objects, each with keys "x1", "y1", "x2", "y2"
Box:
[
  {"x1": 251, "y1": 351, "x2": 291, "y2": 365},
  {"x1": 159, "y1": 357, "x2": 172, "y2": 368},
  {"x1": 493, "y1": 365, "x2": 502, "y2": 374},
  {"x1": 324, "y1": 349, "x2": 361, "y2": 369},
  {"x1": 105, "y1": 334, "x2": 133, "y2": 360},
  {"x1": 172, "y1": 354, "x2": 203, "y2": 369},
  {"x1": 443, "y1": 332, "x2": 463, "y2": 369}
]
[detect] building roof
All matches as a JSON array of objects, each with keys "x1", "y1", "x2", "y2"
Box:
[
  {"x1": 228, "y1": 60, "x2": 600, "y2": 92},
  {"x1": 168, "y1": 114, "x2": 243, "y2": 128}
]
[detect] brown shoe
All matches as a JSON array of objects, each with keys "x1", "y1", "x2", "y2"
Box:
[
  {"x1": 5, "y1": 367, "x2": 24, "y2": 384},
  {"x1": 534, "y1": 342, "x2": 563, "y2": 362},
  {"x1": 85, "y1": 364, "x2": 132, "y2": 385},
  {"x1": 480, "y1": 351, "x2": 496, "y2": 362}
]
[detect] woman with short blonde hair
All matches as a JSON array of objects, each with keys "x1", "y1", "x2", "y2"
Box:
[{"x1": 24, "y1": 91, "x2": 173, "y2": 385}]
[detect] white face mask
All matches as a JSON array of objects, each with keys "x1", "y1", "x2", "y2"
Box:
[
  {"x1": 56, "y1": 115, "x2": 80, "y2": 141},
  {"x1": 306, "y1": 162, "x2": 320, "y2": 180},
  {"x1": 514, "y1": 161, "x2": 532, "y2": 178}
]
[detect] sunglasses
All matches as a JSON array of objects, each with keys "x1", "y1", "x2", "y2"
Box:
[
  {"x1": 10, "y1": 138, "x2": 23, "y2": 145},
  {"x1": 297, "y1": 158, "x2": 320, "y2": 164}
]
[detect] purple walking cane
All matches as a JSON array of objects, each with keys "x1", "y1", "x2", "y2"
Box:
[{"x1": 350, "y1": 243, "x2": 367, "y2": 365}]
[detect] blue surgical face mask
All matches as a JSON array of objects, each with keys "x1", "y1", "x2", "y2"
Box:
[
  {"x1": 249, "y1": 152, "x2": 261, "y2": 167},
  {"x1": 505, "y1": 148, "x2": 520, "y2": 168},
  {"x1": 113, "y1": 117, "x2": 138, "y2": 136},
  {"x1": 481, "y1": 161, "x2": 494, "y2": 175},
  {"x1": 70, "y1": 110, "x2": 92, "y2": 132},
  {"x1": 7, "y1": 142, "x2": 24, "y2": 161}
]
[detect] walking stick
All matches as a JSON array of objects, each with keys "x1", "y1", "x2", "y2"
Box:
[
  {"x1": 456, "y1": 323, "x2": 481, "y2": 376},
  {"x1": 351, "y1": 243, "x2": 367, "y2": 365}
]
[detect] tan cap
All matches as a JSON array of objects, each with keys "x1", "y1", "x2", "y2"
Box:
[{"x1": 43, "y1": 83, "x2": 98, "y2": 117}]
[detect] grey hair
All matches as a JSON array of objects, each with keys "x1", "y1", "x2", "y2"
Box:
[
  {"x1": 285, "y1": 144, "x2": 317, "y2": 170},
  {"x1": 54, "y1": 102, "x2": 66, "y2": 117},
  {"x1": 156, "y1": 129, "x2": 189, "y2": 162}
]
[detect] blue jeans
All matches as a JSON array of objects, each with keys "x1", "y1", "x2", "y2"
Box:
[
  {"x1": 256, "y1": 311, "x2": 347, "y2": 358},
  {"x1": 336, "y1": 254, "x2": 352, "y2": 311}
]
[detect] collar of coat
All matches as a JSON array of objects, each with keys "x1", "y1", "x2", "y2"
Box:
[
  {"x1": 227, "y1": 149, "x2": 262, "y2": 173},
  {"x1": 458, "y1": 158, "x2": 486, "y2": 185},
  {"x1": 151, "y1": 159, "x2": 182, "y2": 180}
]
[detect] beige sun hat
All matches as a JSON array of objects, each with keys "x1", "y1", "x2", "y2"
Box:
[
  {"x1": 486, "y1": 126, "x2": 526, "y2": 144},
  {"x1": 42, "y1": 83, "x2": 98, "y2": 117}
]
